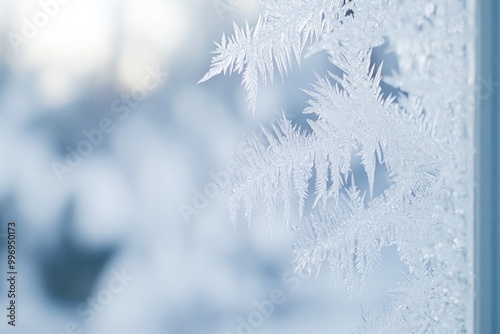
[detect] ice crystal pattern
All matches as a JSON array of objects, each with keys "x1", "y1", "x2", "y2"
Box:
[{"x1": 202, "y1": 0, "x2": 473, "y2": 332}]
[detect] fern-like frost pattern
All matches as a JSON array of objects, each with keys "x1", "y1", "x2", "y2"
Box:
[{"x1": 202, "y1": 0, "x2": 474, "y2": 332}]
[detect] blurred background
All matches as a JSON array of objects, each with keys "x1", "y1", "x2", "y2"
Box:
[{"x1": 0, "y1": 1, "x2": 404, "y2": 333}]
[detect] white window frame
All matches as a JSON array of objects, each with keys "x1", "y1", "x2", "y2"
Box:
[{"x1": 475, "y1": 0, "x2": 500, "y2": 333}]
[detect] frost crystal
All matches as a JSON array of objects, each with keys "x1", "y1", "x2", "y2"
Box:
[{"x1": 202, "y1": 0, "x2": 474, "y2": 332}]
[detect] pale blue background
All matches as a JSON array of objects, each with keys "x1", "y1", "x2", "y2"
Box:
[{"x1": 0, "y1": 1, "x2": 403, "y2": 333}]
